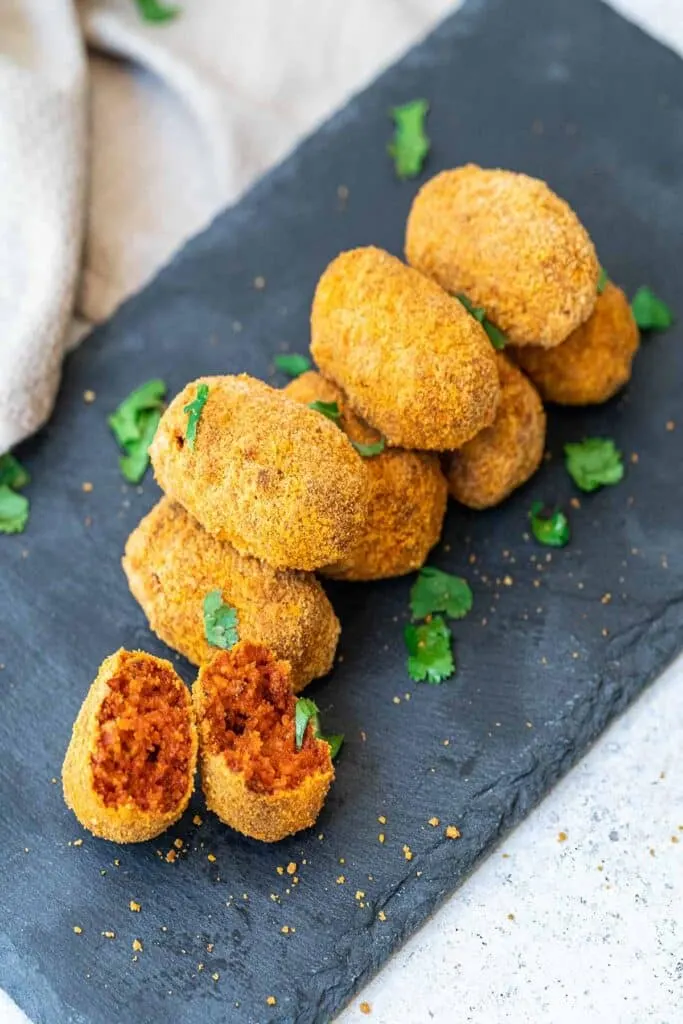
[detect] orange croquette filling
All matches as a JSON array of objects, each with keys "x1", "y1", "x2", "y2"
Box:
[
  {"x1": 92, "y1": 659, "x2": 192, "y2": 813},
  {"x1": 202, "y1": 644, "x2": 328, "y2": 794}
]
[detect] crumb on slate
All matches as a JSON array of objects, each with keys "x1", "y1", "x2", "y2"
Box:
[
  {"x1": 132, "y1": 939, "x2": 143, "y2": 952},
  {"x1": 129, "y1": 901, "x2": 141, "y2": 913},
  {"x1": 445, "y1": 826, "x2": 461, "y2": 840}
]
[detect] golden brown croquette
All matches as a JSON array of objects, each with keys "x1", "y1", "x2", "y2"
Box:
[
  {"x1": 122, "y1": 498, "x2": 340, "y2": 691},
  {"x1": 284, "y1": 372, "x2": 448, "y2": 580},
  {"x1": 193, "y1": 644, "x2": 334, "y2": 842},
  {"x1": 443, "y1": 354, "x2": 546, "y2": 509},
  {"x1": 310, "y1": 247, "x2": 499, "y2": 450},
  {"x1": 149, "y1": 374, "x2": 368, "y2": 571},
  {"x1": 405, "y1": 165, "x2": 599, "y2": 347},
  {"x1": 511, "y1": 281, "x2": 640, "y2": 404},
  {"x1": 62, "y1": 650, "x2": 197, "y2": 843}
]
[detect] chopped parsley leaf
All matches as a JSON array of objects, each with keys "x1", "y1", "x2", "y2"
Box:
[
  {"x1": 119, "y1": 409, "x2": 162, "y2": 485},
  {"x1": 597, "y1": 267, "x2": 609, "y2": 294},
  {"x1": 274, "y1": 353, "x2": 311, "y2": 378},
  {"x1": 631, "y1": 286, "x2": 674, "y2": 330},
  {"x1": 564, "y1": 438, "x2": 624, "y2": 493},
  {"x1": 184, "y1": 383, "x2": 209, "y2": 449},
  {"x1": 410, "y1": 566, "x2": 473, "y2": 620},
  {"x1": 0, "y1": 454, "x2": 29, "y2": 491},
  {"x1": 134, "y1": 0, "x2": 180, "y2": 23},
  {"x1": 456, "y1": 293, "x2": 507, "y2": 349},
  {"x1": 294, "y1": 697, "x2": 343, "y2": 757},
  {"x1": 203, "y1": 590, "x2": 239, "y2": 650},
  {"x1": 0, "y1": 485, "x2": 29, "y2": 534},
  {"x1": 108, "y1": 379, "x2": 166, "y2": 449},
  {"x1": 388, "y1": 99, "x2": 430, "y2": 180},
  {"x1": 308, "y1": 400, "x2": 341, "y2": 422},
  {"x1": 529, "y1": 501, "x2": 570, "y2": 548},
  {"x1": 405, "y1": 615, "x2": 455, "y2": 684},
  {"x1": 352, "y1": 437, "x2": 386, "y2": 458},
  {"x1": 324, "y1": 734, "x2": 345, "y2": 759}
]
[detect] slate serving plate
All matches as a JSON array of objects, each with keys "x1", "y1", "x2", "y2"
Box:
[{"x1": 2, "y1": 0, "x2": 683, "y2": 1021}]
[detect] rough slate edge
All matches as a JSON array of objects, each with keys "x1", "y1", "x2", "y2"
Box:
[{"x1": 2, "y1": 1, "x2": 683, "y2": 1022}]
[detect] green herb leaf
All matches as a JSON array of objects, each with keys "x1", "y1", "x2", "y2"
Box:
[
  {"x1": 0, "y1": 454, "x2": 29, "y2": 490},
  {"x1": 529, "y1": 501, "x2": 570, "y2": 548},
  {"x1": 456, "y1": 293, "x2": 507, "y2": 349},
  {"x1": 597, "y1": 267, "x2": 609, "y2": 294},
  {"x1": 108, "y1": 379, "x2": 166, "y2": 449},
  {"x1": 404, "y1": 615, "x2": 455, "y2": 684},
  {"x1": 456, "y1": 293, "x2": 486, "y2": 322},
  {"x1": 295, "y1": 697, "x2": 320, "y2": 750},
  {"x1": 203, "y1": 590, "x2": 239, "y2": 650},
  {"x1": 388, "y1": 99, "x2": 430, "y2": 180},
  {"x1": 119, "y1": 409, "x2": 161, "y2": 485},
  {"x1": 274, "y1": 353, "x2": 312, "y2": 378},
  {"x1": 0, "y1": 485, "x2": 29, "y2": 534},
  {"x1": 184, "y1": 383, "x2": 210, "y2": 449},
  {"x1": 410, "y1": 566, "x2": 473, "y2": 620},
  {"x1": 323, "y1": 733, "x2": 345, "y2": 759},
  {"x1": 308, "y1": 400, "x2": 341, "y2": 422},
  {"x1": 564, "y1": 438, "x2": 624, "y2": 493},
  {"x1": 352, "y1": 437, "x2": 386, "y2": 458},
  {"x1": 134, "y1": 0, "x2": 180, "y2": 23},
  {"x1": 631, "y1": 286, "x2": 674, "y2": 330}
]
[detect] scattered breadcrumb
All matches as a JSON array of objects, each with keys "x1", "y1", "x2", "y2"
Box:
[
  {"x1": 207, "y1": 853, "x2": 216, "y2": 863},
  {"x1": 569, "y1": 496, "x2": 581, "y2": 509},
  {"x1": 212, "y1": 972, "x2": 220, "y2": 982},
  {"x1": 132, "y1": 939, "x2": 143, "y2": 952},
  {"x1": 276, "y1": 866, "x2": 284, "y2": 876},
  {"x1": 192, "y1": 815, "x2": 203, "y2": 826},
  {"x1": 666, "y1": 420, "x2": 675, "y2": 431},
  {"x1": 601, "y1": 593, "x2": 612, "y2": 605},
  {"x1": 173, "y1": 838, "x2": 183, "y2": 850},
  {"x1": 102, "y1": 931, "x2": 116, "y2": 939},
  {"x1": 82, "y1": 482, "x2": 93, "y2": 493},
  {"x1": 336, "y1": 875, "x2": 345, "y2": 884},
  {"x1": 286, "y1": 862, "x2": 297, "y2": 875},
  {"x1": 402, "y1": 845, "x2": 413, "y2": 861},
  {"x1": 83, "y1": 390, "x2": 96, "y2": 403},
  {"x1": 360, "y1": 1001, "x2": 372, "y2": 1014},
  {"x1": 72, "y1": 838, "x2": 83, "y2": 847},
  {"x1": 378, "y1": 833, "x2": 385, "y2": 844},
  {"x1": 445, "y1": 826, "x2": 461, "y2": 840},
  {"x1": 129, "y1": 901, "x2": 141, "y2": 913},
  {"x1": 266, "y1": 996, "x2": 277, "y2": 1006},
  {"x1": 165, "y1": 850, "x2": 176, "y2": 863},
  {"x1": 73, "y1": 926, "x2": 82, "y2": 935},
  {"x1": 254, "y1": 276, "x2": 266, "y2": 290},
  {"x1": 428, "y1": 817, "x2": 440, "y2": 827},
  {"x1": 355, "y1": 890, "x2": 365, "y2": 900},
  {"x1": 378, "y1": 816, "x2": 387, "y2": 825},
  {"x1": 378, "y1": 910, "x2": 387, "y2": 922},
  {"x1": 558, "y1": 831, "x2": 568, "y2": 842}
]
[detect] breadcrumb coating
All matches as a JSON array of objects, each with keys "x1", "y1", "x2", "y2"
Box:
[
  {"x1": 123, "y1": 498, "x2": 340, "y2": 691},
  {"x1": 193, "y1": 644, "x2": 333, "y2": 842},
  {"x1": 62, "y1": 650, "x2": 197, "y2": 843},
  {"x1": 149, "y1": 374, "x2": 368, "y2": 571},
  {"x1": 310, "y1": 247, "x2": 499, "y2": 449},
  {"x1": 512, "y1": 282, "x2": 640, "y2": 405},
  {"x1": 405, "y1": 165, "x2": 599, "y2": 347},
  {"x1": 443, "y1": 354, "x2": 546, "y2": 509},
  {"x1": 284, "y1": 372, "x2": 447, "y2": 579}
]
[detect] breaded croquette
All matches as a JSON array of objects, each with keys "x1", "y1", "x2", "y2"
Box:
[
  {"x1": 123, "y1": 497, "x2": 340, "y2": 691},
  {"x1": 310, "y1": 246, "x2": 499, "y2": 450},
  {"x1": 511, "y1": 281, "x2": 640, "y2": 405},
  {"x1": 443, "y1": 354, "x2": 546, "y2": 510},
  {"x1": 284, "y1": 372, "x2": 448, "y2": 580},
  {"x1": 405, "y1": 165, "x2": 599, "y2": 347},
  {"x1": 193, "y1": 643, "x2": 334, "y2": 842},
  {"x1": 62, "y1": 650, "x2": 197, "y2": 843},
  {"x1": 149, "y1": 374, "x2": 368, "y2": 571}
]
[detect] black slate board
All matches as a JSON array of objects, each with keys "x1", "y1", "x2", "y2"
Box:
[{"x1": 2, "y1": 0, "x2": 683, "y2": 1021}]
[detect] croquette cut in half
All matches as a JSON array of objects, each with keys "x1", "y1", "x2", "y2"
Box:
[
  {"x1": 511, "y1": 281, "x2": 640, "y2": 405},
  {"x1": 62, "y1": 650, "x2": 197, "y2": 843},
  {"x1": 149, "y1": 374, "x2": 368, "y2": 572},
  {"x1": 405, "y1": 165, "x2": 600, "y2": 347},
  {"x1": 284, "y1": 371, "x2": 448, "y2": 580},
  {"x1": 442, "y1": 354, "x2": 546, "y2": 510},
  {"x1": 123, "y1": 497, "x2": 340, "y2": 691},
  {"x1": 310, "y1": 246, "x2": 499, "y2": 450},
  {"x1": 193, "y1": 643, "x2": 334, "y2": 842}
]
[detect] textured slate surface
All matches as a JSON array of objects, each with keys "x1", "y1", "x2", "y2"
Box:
[{"x1": 2, "y1": 0, "x2": 683, "y2": 1021}]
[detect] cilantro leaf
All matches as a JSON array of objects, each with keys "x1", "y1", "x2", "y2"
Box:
[
  {"x1": 108, "y1": 379, "x2": 166, "y2": 449},
  {"x1": 631, "y1": 286, "x2": 674, "y2": 330},
  {"x1": 564, "y1": 438, "x2": 624, "y2": 493},
  {"x1": 388, "y1": 99, "x2": 430, "y2": 180},
  {"x1": 352, "y1": 437, "x2": 386, "y2": 458},
  {"x1": 456, "y1": 293, "x2": 486, "y2": 322},
  {"x1": 456, "y1": 293, "x2": 507, "y2": 349},
  {"x1": 184, "y1": 383, "x2": 209, "y2": 449},
  {"x1": 295, "y1": 698, "x2": 320, "y2": 750},
  {"x1": 119, "y1": 409, "x2": 161, "y2": 485},
  {"x1": 0, "y1": 485, "x2": 29, "y2": 534},
  {"x1": 274, "y1": 353, "x2": 311, "y2": 378},
  {"x1": 203, "y1": 590, "x2": 239, "y2": 650},
  {"x1": 410, "y1": 566, "x2": 473, "y2": 620},
  {"x1": 308, "y1": 400, "x2": 341, "y2": 422},
  {"x1": 0, "y1": 454, "x2": 29, "y2": 490},
  {"x1": 134, "y1": 0, "x2": 180, "y2": 23},
  {"x1": 324, "y1": 734, "x2": 345, "y2": 759},
  {"x1": 529, "y1": 501, "x2": 570, "y2": 548},
  {"x1": 597, "y1": 267, "x2": 609, "y2": 294},
  {"x1": 405, "y1": 616, "x2": 454, "y2": 684}
]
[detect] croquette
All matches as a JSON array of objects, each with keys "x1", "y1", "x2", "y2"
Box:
[
  {"x1": 149, "y1": 374, "x2": 368, "y2": 571},
  {"x1": 123, "y1": 497, "x2": 340, "y2": 691},
  {"x1": 405, "y1": 165, "x2": 599, "y2": 347},
  {"x1": 284, "y1": 372, "x2": 448, "y2": 579},
  {"x1": 193, "y1": 643, "x2": 334, "y2": 842},
  {"x1": 62, "y1": 650, "x2": 197, "y2": 843},
  {"x1": 310, "y1": 246, "x2": 499, "y2": 450},
  {"x1": 443, "y1": 354, "x2": 546, "y2": 510},
  {"x1": 511, "y1": 281, "x2": 640, "y2": 405}
]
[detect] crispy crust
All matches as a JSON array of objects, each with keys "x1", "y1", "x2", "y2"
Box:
[
  {"x1": 443, "y1": 354, "x2": 546, "y2": 509},
  {"x1": 405, "y1": 165, "x2": 599, "y2": 347},
  {"x1": 511, "y1": 282, "x2": 640, "y2": 405},
  {"x1": 122, "y1": 498, "x2": 340, "y2": 691},
  {"x1": 284, "y1": 372, "x2": 448, "y2": 579},
  {"x1": 62, "y1": 650, "x2": 197, "y2": 843},
  {"x1": 310, "y1": 247, "x2": 499, "y2": 449},
  {"x1": 149, "y1": 374, "x2": 368, "y2": 571},
  {"x1": 193, "y1": 645, "x2": 334, "y2": 842}
]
